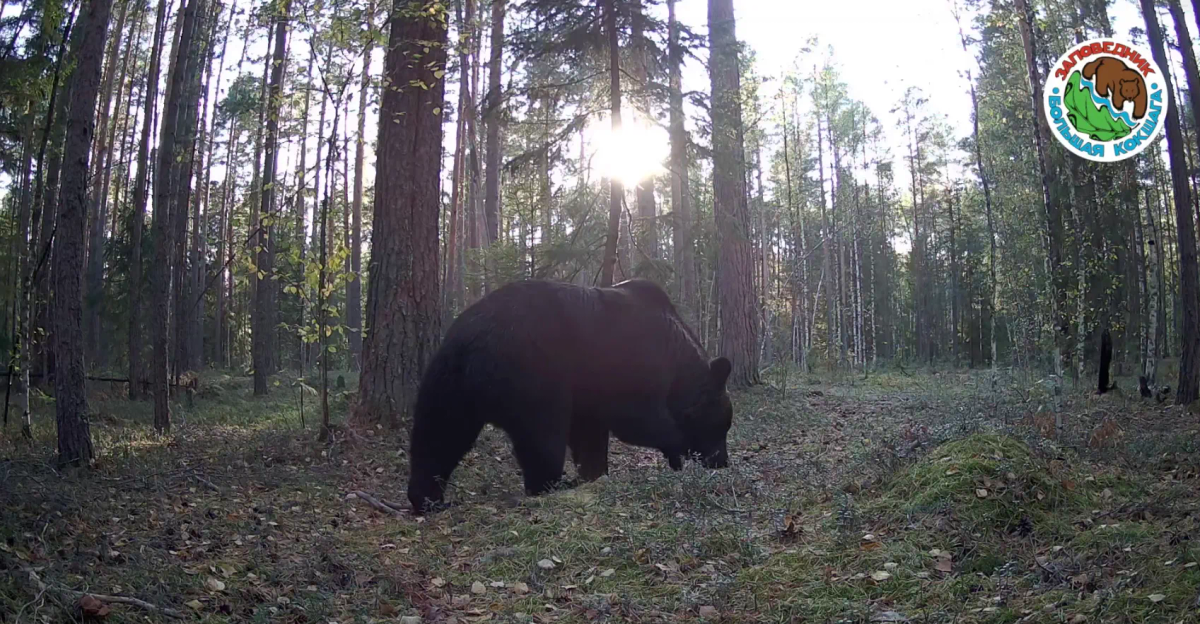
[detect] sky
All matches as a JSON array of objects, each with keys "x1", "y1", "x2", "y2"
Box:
[
  {"x1": 666, "y1": 0, "x2": 1160, "y2": 182},
  {"x1": 2, "y1": 0, "x2": 1194, "y2": 228}
]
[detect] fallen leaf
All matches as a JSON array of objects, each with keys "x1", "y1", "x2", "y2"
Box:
[
  {"x1": 430, "y1": 577, "x2": 446, "y2": 588},
  {"x1": 600, "y1": 568, "x2": 615, "y2": 577},
  {"x1": 186, "y1": 599, "x2": 204, "y2": 611},
  {"x1": 513, "y1": 582, "x2": 530, "y2": 595},
  {"x1": 975, "y1": 489, "x2": 989, "y2": 499},
  {"x1": 871, "y1": 611, "x2": 910, "y2": 622},
  {"x1": 698, "y1": 605, "x2": 719, "y2": 619},
  {"x1": 870, "y1": 570, "x2": 892, "y2": 582},
  {"x1": 1148, "y1": 594, "x2": 1166, "y2": 603},
  {"x1": 471, "y1": 581, "x2": 486, "y2": 595},
  {"x1": 935, "y1": 559, "x2": 953, "y2": 573},
  {"x1": 537, "y1": 559, "x2": 556, "y2": 570},
  {"x1": 79, "y1": 595, "x2": 111, "y2": 618},
  {"x1": 205, "y1": 577, "x2": 226, "y2": 592}
]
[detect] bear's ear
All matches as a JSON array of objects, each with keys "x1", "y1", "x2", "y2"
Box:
[{"x1": 709, "y1": 357, "x2": 732, "y2": 390}]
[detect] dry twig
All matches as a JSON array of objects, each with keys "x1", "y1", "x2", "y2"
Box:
[{"x1": 26, "y1": 570, "x2": 187, "y2": 619}]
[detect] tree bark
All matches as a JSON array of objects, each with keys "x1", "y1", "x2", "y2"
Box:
[
  {"x1": 708, "y1": 0, "x2": 758, "y2": 387},
  {"x1": 253, "y1": 4, "x2": 288, "y2": 395},
  {"x1": 1146, "y1": 0, "x2": 1200, "y2": 403},
  {"x1": 53, "y1": 0, "x2": 114, "y2": 466},
  {"x1": 354, "y1": 0, "x2": 447, "y2": 427}
]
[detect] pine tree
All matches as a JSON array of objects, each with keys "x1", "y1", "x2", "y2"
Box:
[{"x1": 355, "y1": 0, "x2": 447, "y2": 427}]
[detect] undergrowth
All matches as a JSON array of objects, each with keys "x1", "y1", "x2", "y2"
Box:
[{"x1": 2, "y1": 369, "x2": 1199, "y2": 623}]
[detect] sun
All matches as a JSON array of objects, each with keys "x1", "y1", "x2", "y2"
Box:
[{"x1": 588, "y1": 113, "x2": 670, "y2": 187}]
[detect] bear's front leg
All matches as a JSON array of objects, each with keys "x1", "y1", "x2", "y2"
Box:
[{"x1": 610, "y1": 404, "x2": 686, "y2": 469}]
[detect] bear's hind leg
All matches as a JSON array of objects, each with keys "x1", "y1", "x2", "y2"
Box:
[
  {"x1": 501, "y1": 392, "x2": 572, "y2": 496},
  {"x1": 407, "y1": 405, "x2": 486, "y2": 514}
]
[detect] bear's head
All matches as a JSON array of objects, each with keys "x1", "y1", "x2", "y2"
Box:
[
  {"x1": 1119, "y1": 78, "x2": 1140, "y2": 102},
  {"x1": 680, "y1": 357, "x2": 734, "y2": 469}
]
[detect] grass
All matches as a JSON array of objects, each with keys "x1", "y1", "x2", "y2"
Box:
[{"x1": 2, "y1": 368, "x2": 1200, "y2": 622}]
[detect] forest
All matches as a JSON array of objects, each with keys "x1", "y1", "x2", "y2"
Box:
[{"x1": 4, "y1": 0, "x2": 1200, "y2": 620}]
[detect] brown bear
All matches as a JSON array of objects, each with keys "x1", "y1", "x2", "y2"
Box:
[
  {"x1": 406, "y1": 279, "x2": 734, "y2": 514},
  {"x1": 1082, "y1": 57, "x2": 1147, "y2": 120}
]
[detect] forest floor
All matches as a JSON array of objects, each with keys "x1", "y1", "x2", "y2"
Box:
[{"x1": 3, "y1": 366, "x2": 1200, "y2": 623}]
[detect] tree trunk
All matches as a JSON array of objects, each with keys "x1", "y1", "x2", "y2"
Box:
[
  {"x1": 84, "y1": 0, "x2": 130, "y2": 366},
  {"x1": 128, "y1": 0, "x2": 168, "y2": 398},
  {"x1": 667, "y1": 0, "x2": 695, "y2": 322},
  {"x1": 708, "y1": 0, "x2": 758, "y2": 387},
  {"x1": 54, "y1": 0, "x2": 113, "y2": 466},
  {"x1": 598, "y1": 0, "x2": 623, "y2": 288},
  {"x1": 150, "y1": 0, "x2": 204, "y2": 432},
  {"x1": 253, "y1": 5, "x2": 287, "y2": 395},
  {"x1": 1146, "y1": 0, "x2": 1200, "y2": 403},
  {"x1": 349, "y1": 3, "x2": 375, "y2": 371},
  {"x1": 444, "y1": 0, "x2": 469, "y2": 319},
  {"x1": 318, "y1": 104, "x2": 341, "y2": 440},
  {"x1": 817, "y1": 112, "x2": 837, "y2": 365},
  {"x1": 630, "y1": 0, "x2": 656, "y2": 265},
  {"x1": 354, "y1": 0, "x2": 447, "y2": 427},
  {"x1": 1142, "y1": 190, "x2": 1160, "y2": 395},
  {"x1": 482, "y1": 0, "x2": 504, "y2": 249},
  {"x1": 248, "y1": 24, "x2": 272, "y2": 339}
]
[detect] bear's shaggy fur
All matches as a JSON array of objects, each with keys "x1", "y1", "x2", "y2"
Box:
[{"x1": 406, "y1": 279, "x2": 733, "y2": 514}]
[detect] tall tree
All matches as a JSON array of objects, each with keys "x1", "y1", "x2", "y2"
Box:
[
  {"x1": 708, "y1": 0, "x2": 758, "y2": 387},
  {"x1": 667, "y1": 0, "x2": 694, "y2": 322},
  {"x1": 349, "y1": 0, "x2": 376, "y2": 370},
  {"x1": 951, "y1": 0, "x2": 997, "y2": 367},
  {"x1": 53, "y1": 0, "x2": 114, "y2": 465},
  {"x1": 598, "y1": 0, "x2": 623, "y2": 287},
  {"x1": 84, "y1": 0, "x2": 130, "y2": 365},
  {"x1": 355, "y1": 0, "x2": 447, "y2": 427},
  {"x1": 253, "y1": 0, "x2": 288, "y2": 395},
  {"x1": 1014, "y1": 0, "x2": 1066, "y2": 389},
  {"x1": 483, "y1": 0, "x2": 504, "y2": 249},
  {"x1": 630, "y1": 0, "x2": 656, "y2": 264},
  {"x1": 128, "y1": 0, "x2": 169, "y2": 399},
  {"x1": 1143, "y1": 0, "x2": 1200, "y2": 404},
  {"x1": 150, "y1": 0, "x2": 206, "y2": 432}
]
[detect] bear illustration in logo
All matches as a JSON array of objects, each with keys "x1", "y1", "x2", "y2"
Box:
[{"x1": 1082, "y1": 57, "x2": 1146, "y2": 119}]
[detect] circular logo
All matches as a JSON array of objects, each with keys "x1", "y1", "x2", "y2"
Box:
[{"x1": 1043, "y1": 38, "x2": 1167, "y2": 163}]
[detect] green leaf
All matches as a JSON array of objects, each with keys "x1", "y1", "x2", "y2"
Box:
[{"x1": 1062, "y1": 71, "x2": 1132, "y2": 142}]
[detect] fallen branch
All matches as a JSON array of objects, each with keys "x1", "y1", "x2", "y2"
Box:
[
  {"x1": 191, "y1": 472, "x2": 220, "y2": 492},
  {"x1": 350, "y1": 490, "x2": 406, "y2": 517},
  {"x1": 26, "y1": 570, "x2": 187, "y2": 619}
]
